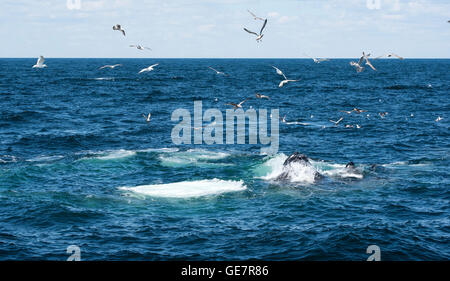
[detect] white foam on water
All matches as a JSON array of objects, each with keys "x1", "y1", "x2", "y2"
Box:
[
  {"x1": 315, "y1": 162, "x2": 364, "y2": 179},
  {"x1": 159, "y1": 149, "x2": 230, "y2": 167},
  {"x1": 138, "y1": 147, "x2": 180, "y2": 153},
  {"x1": 80, "y1": 149, "x2": 136, "y2": 161},
  {"x1": 118, "y1": 179, "x2": 246, "y2": 198},
  {"x1": 26, "y1": 155, "x2": 64, "y2": 162},
  {"x1": 0, "y1": 155, "x2": 17, "y2": 163}
]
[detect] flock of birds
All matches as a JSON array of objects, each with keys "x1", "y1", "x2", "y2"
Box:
[{"x1": 31, "y1": 9, "x2": 444, "y2": 125}]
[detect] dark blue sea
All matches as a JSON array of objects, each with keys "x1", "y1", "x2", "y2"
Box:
[{"x1": 0, "y1": 58, "x2": 448, "y2": 260}]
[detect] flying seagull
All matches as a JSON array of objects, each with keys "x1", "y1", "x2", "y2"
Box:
[
  {"x1": 227, "y1": 99, "x2": 248, "y2": 109},
  {"x1": 208, "y1": 66, "x2": 227, "y2": 76},
  {"x1": 99, "y1": 64, "x2": 122, "y2": 70},
  {"x1": 435, "y1": 116, "x2": 443, "y2": 122},
  {"x1": 244, "y1": 18, "x2": 267, "y2": 42},
  {"x1": 305, "y1": 54, "x2": 330, "y2": 63},
  {"x1": 138, "y1": 63, "x2": 159, "y2": 74},
  {"x1": 255, "y1": 93, "x2": 270, "y2": 99},
  {"x1": 375, "y1": 53, "x2": 404, "y2": 60},
  {"x1": 247, "y1": 9, "x2": 265, "y2": 21},
  {"x1": 353, "y1": 108, "x2": 367, "y2": 114},
  {"x1": 329, "y1": 117, "x2": 344, "y2": 126},
  {"x1": 350, "y1": 52, "x2": 376, "y2": 72},
  {"x1": 32, "y1": 56, "x2": 47, "y2": 68},
  {"x1": 272, "y1": 66, "x2": 299, "y2": 88},
  {"x1": 130, "y1": 45, "x2": 152, "y2": 51},
  {"x1": 142, "y1": 113, "x2": 151, "y2": 123},
  {"x1": 112, "y1": 24, "x2": 126, "y2": 36}
]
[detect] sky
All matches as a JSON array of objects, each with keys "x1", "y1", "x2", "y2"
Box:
[{"x1": 1, "y1": 0, "x2": 449, "y2": 58}]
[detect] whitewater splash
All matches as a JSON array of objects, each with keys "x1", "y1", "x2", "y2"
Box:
[
  {"x1": 119, "y1": 178, "x2": 246, "y2": 198},
  {"x1": 255, "y1": 153, "x2": 364, "y2": 183}
]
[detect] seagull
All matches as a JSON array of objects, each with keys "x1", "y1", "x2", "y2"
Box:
[
  {"x1": 112, "y1": 24, "x2": 126, "y2": 36},
  {"x1": 345, "y1": 124, "x2": 354, "y2": 128},
  {"x1": 305, "y1": 54, "x2": 330, "y2": 63},
  {"x1": 280, "y1": 115, "x2": 287, "y2": 123},
  {"x1": 130, "y1": 45, "x2": 152, "y2": 51},
  {"x1": 379, "y1": 112, "x2": 388, "y2": 118},
  {"x1": 142, "y1": 113, "x2": 151, "y2": 123},
  {"x1": 329, "y1": 117, "x2": 344, "y2": 126},
  {"x1": 350, "y1": 52, "x2": 376, "y2": 72},
  {"x1": 375, "y1": 53, "x2": 404, "y2": 60},
  {"x1": 208, "y1": 66, "x2": 227, "y2": 76},
  {"x1": 255, "y1": 93, "x2": 270, "y2": 99},
  {"x1": 353, "y1": 108, "x2": 367, "y2": 114},
  {"x1": 247, "y1": 9, "x2": 265, "y2": 21},
  {"x1": 99, "y1": 64, "x2": 122, "y2": 70},
  {"x1": 279, "y1": 79, "x2": 299, "y2": 88},
  {"x1": 435, "y1": 116, "x2": 443, "y2": 122},
  {"x1": 226, "y1": 99, "x2": 248, "y2": 109},
  {"x1": 271, "y1": 66, "x2": 299, "y2": 88},
  {"x1": 244, "y1": 18, "x2": 267, "y2": 42},
  {"x1": 138, "y1": 63, "x2": 159, "y2": 74},
  {"x1": 340, "y1": 110, "x2": 353, "y2": 114},
  {"x1": 363, "y1": 52, "x2": 376, "y2": 71},
  {"x1": 32, "y1": 56, "x2": 47, "y2": 68},
  {"x1": 356, "y1": 124, "x2": 362, "y2": 129}
]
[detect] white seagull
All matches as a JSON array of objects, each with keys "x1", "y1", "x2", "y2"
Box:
[
  {"x1": 142, "y1": 113, "x2": 151, "y2": 123},
  {"x1": 255, "y1": 93, "x2": 270, "y2": 99},
  {"x1": 226, "y1": 99, "x2": 248, "y2": 109},
  {"x1": 244, "y1": 18, "x2": 267, "y2": 42},
  {"x1": 272, "y1": 66, "x2": 299, "y2": 88},
  {"x1": 130, "y1": 44, "x2": 152, "y2": 51},
  {"x1": 138, "y1": 64, "x2": 159, "y2": 74},
  {"x1": 208, "y1": 66, "x2": 227, "y2": 76},
  {"x1": 32, "y1": 56, "x2": 47, "y2": 68},
  {"x1": 435, "y1": 116, "x2": 443, "y2": 122},
  {"x1": 375, "y1": 53, "x2": 404, "y2": 60},
  {"x1": 99, "y1": 64, "x2": 122, "y2": 70},
  {"x1": 350, "y1": 52, "x2": 376, "y2": 72},
  {"x1": 329, "y1": 117, "x2": 344, "y2": 126},
  {"x1": 112, "y1": 24, "x2": 126, "y2": 36},
  {"x1": 247, "y1": 10, "x2": 265, "y2": 21},
  {"x1": 305, "y1": 54, "x2": 330, "y2": 63}
]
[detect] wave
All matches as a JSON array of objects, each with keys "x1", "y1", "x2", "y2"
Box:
[
  {"x1": 0, "y1": 155, "x2": 17, "y2": 163},
  {"x1": 81, "y1": 149, "x2": 137, "y2": 161},
  {"x1": 26, "y1": 155, "x2": 64, "y2": 162},
  {"x1": 118, "y1": 178, "x2": 246, "y2": 198}
]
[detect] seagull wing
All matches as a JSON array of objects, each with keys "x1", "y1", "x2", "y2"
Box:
[
  {"x1": 149, "y1": 63, "x2": 159, "y2": 68},
  {"x1": 37, "y1": 56, "x2": 45, "y2": 66},
  {"x1": 243, "y1": 28, "x2": 258, "y2": 36},
  {"x1": 121, "y1": 29, "x2": 126, "y2": 36},
  {"x1": 259, "y1": 19, "x2": 267, "y2": 34},
  {"x1": 271, "y1": 66, "x2": 287, "y2": 79},
  {"x1": 144, "y1": 46, "x2": 152, "y2": 51},
  {"x1": 365, "y1": 58, "x2": 376, "y2": 71},
  {"x1": 391, "y1": 53, "x2": 403, "y2": 60},
  {"x1": 238, "y1": 99, "x2": 249, "y2": 106},
  {"x1": 357, "y1": 55, "x2": 364, "y2": 66},
  {"x1": 247, "y1": 10, "x2": 257, "y2": 18},
  {"x1": 208, "y1": 66, "x2": 219, "y2": 73}
]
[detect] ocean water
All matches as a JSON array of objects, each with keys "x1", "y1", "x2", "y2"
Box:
[{"x1": 0, "y1": 58, "x2": 448, "y2": 260}]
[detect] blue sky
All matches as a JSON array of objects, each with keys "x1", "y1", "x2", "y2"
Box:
[{"x1": 1, "y1": 0, "x2": 449, "y2": 58}]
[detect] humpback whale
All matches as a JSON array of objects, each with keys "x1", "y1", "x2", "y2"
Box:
[{"x1": 275, "y1": 152, "x2": 323, "y2": 181}]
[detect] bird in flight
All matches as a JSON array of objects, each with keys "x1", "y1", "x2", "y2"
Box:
[
  {"x1": 226, "y1": 99, "x2": 249, "y2": 109},
  {"x1": 99, "y1": 64, "x2": 122, "y2": 70},
  {"x1": 304, "y1": 54, "x2": 331, "y2": 63},
  {"x1": 247, "y1": 10, "x2": 265, "y2": 21},
  {"x1": 329, "y1": 117, "x2": 344, "y2": 126},
  {"x1": 32, "y1": 56, "x2": 47, "y2": 68},
  {"x1": 375, "y1": 53, "x2": 404, "y2": 60},
  {"x1": 142, "y1": 113, "x2": 151, "y2": 123},
  {"x1": 112, "y1": 24, "x2": 126, "y2": 36},
  {"x1": 272, "y1": 66, "x2": 299, "y2": 88},
  {"x1": 208, "y1": 66, "x2": 227, "y2": 76},
  {"x1": 350, "y1": 52, "x2": 376, "y2": 72},
  {"x1": 379, "y1": 112, "x2": 388, "y2": 118},
  {"x1": 130, "y1": 45, "x2": 152, "y2": 51},
  {"x1": 244, "y1": 18, "x2": 267, "y2": 42},
  {"x1": 435, "y1": 116, "x2": 443, "y2": 122},
  {"x1": 255, "y1": 93, "x2": 270, "y2": 99},
  {"x1": 138, "y1": 64, "x2": 159, "y2": 74},
  {"x1": 353, "y1": 108, "x2": 367, "y2": 114}
]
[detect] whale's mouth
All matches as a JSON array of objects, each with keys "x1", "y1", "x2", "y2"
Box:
[{"x1": 254, "y1": 153, "x2": 364, "y2": 184}]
